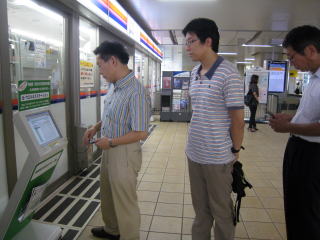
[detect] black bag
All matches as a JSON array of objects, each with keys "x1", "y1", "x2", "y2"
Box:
[
  {"x1": 232, "y1": 161, "x2": 253, "y2": 225},
  {"x1": 244, "y1": 90, "x2": 253, "y2": 106}
]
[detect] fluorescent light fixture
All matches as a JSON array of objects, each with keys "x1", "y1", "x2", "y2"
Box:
[
  {"x1": 11, "y1": 28, "x2": 62, "y2": 47},
  {"x1": 242, "y1": 44, "x2": 273, "y2": 48},
  {"x1": 218, "y1": 52, "x2": 238, "y2": 55},
  {"x1": 244, "y1": 58, "x2": 255, "y2": 61},
  {"x1": 13, "y1": 0, "x2": 62, "y2": 22},
  {"x1": 236, "y1": 61, "x2": 253, "y2": 64}
]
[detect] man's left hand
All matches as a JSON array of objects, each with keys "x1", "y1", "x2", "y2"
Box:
[
  {"x1": 95, "y1": 137, "x2": 111, "y2": 149},
  {"x1": 269, "y1": 118, "x2": 291, "y2": 133}
]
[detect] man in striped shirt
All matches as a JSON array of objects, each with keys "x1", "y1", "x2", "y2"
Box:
[
  {"x1": 83, "y1": 41, "x2": 151, "y2": 240},
  {"x1": 183, "y1": 18, "x2": 245, "y2": 240}
]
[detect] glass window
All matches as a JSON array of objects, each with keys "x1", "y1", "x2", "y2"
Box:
[
  {"x1": 7, "y1": 0, "x2": 66, "y2": 176},
  {"x1": 8, "y1": 0, "x2": 65, "y2": 100},
  {"x1": 79, "y1": 18, "x2": 98, "y2": 126}
]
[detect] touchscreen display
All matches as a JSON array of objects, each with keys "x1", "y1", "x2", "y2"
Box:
[{"x1": 26, "y1": 111, "x2": 61, "y2": 146}]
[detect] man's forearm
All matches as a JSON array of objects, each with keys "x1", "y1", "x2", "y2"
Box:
[
  {"x1": 111, "y1": 131, "x2": 148, "y2": 146},
  {"x1": 230, "y1": 123, "x2": 244, "y2": 149},
  {"x1": 288, "y1": 122, "x2": 320, "y2": 136},
  {"x1": 229, "y1": 109, "x2": 245, "y2": 149}
]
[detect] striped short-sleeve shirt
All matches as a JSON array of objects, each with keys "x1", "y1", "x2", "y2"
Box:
[
  {"x1": 185, "y1": 57, "x2": 244, "y2": 164},
  {"x1": 101, "y1": 71, "x2": 151, "y2": 138}
]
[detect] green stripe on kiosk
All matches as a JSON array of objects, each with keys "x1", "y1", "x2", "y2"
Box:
[{"x1": 0, "y1": 107, "x2": 67, "y2": 240}]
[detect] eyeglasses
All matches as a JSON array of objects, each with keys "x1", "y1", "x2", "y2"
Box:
[{"x1": 185, "y1": 39, "x2": 199, "y2": 46}]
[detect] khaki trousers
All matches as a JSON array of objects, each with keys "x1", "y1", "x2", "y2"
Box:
[
  {"x1": 188, "y1": 158, "x2": 235, "y2": 240},
  {"x1": 100, "y1": 142, "x2": 142, "y2": 240}
]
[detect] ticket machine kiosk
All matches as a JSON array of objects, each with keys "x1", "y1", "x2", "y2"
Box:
[{"x1": 0, "y1": 107, "x2": 67, "y2": 240}]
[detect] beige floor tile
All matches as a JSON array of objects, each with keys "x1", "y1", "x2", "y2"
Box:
[
  {"x1": 140, "y1": 231, "x2": 148, "y2": 240},
  {"x1": 274, "y1": 223, "x2": 287, "y2": 239},
  {"x1": 147, "y1": 232, "x2": 180, "y2": 240},
  {"x1": 150, "y1": 216, "x2": 182, "y2": 234},
  {"x1": 235, "y1": 221, "x2": 249, "y2": 238},
  {"x1": 158, "y1": 192, "x2": 183, "y2": 204},
  {"x1": 249, "y1": 178, "x2": 274, "y2": 188},
  {"x1": 241, "y1": 196, "x2": 264, "y2": 208},
  {"x1": 165, "y1": 169, "x2": 185, "y2": 176},
  {"x1": 184, "y1": 194, "x2": 192, "y2": 204},
  {"x1": 240, "y1": 208, "x2": 272, "y2": 222},
  {"x1": 155, "y1": 202, "x2": 183, "y2": 217},
  {"x1": 161, "y1": 183, "x2": 184, "y2": 193},
  {"x1": 148, "y1": 161, "x2": 167, "y2": 168},
  {"x1": 138, "y1": 182, "x2": 162, "y2": 191},
  {"x1": 266, "y1": 209, "x2": 285, "y2": 223},
  {"x1": 254, "y1": 187, "x2": 282, "y2": 198},
  {"x1": 182, "y1": 218, "x2": 193, "y2": 235},
  {"x1": 142, "y1": 174, "x2": 164, "y2": 183},
  {"x1": 138, "y1": 190, "x2": 159, "y2": 202},
  {"x1": 182, "y1": 235, "x2": 192, "y2": 240},
  {"x1": 244, "y1": 222, "x2": 282, "y2": 239},
  {"x1": 141, "y1": 215, "x2": 153, "y2": 231},
  {"x1": 87, "y1": 209, "x2": 103, "y2": 226},
  {"x1": 183, "y1": 204, "x2": 195, "y2": 218},
  {"x1": 163, "y1": 175, "x2": 185, "y2": 184},
  {"x1": 139, "y1": 201, "x2": 156, "y2": 215},
  {"x1": 259, "y1": 197, "x2": 284, "y2": 209},
  {"x1": 145, "y1": 167, "x2": 166, "y2": 175}
]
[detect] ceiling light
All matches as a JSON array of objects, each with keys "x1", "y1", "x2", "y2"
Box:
[
  {"x1": 242, "y1": 44, "x2": 273, "y2": 48},
  {"x1": 13, "y1": 0, "x2": 62, "y2": 22},
  {"x1": 218, "y1": 52, "x2": 238, "y2": 55},
  {"x1": 236, "y1": 61, "x2": 252, "y2": 64},
  {"x1": 245, "y1": 58, "x2": 255, "y2": 61},
  {"x1": 11, "y1": 28, "x2": 62, "y2": 47}
]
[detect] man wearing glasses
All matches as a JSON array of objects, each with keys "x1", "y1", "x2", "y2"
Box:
[
  {"x1": 270, "y1": 25, "x2": 320, "y2": 240},
  {"x1": 183, "y1": 18, "x2": 245, "y2": 240},
  {"x1": 83, "y1": 41, "x2": 151, "y2": 240}
]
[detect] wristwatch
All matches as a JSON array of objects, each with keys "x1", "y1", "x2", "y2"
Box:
[
  {"x1": 109, "y1": 139, "x2": 116, "y2": 148},
  {"x1": 231, "y1": 146, "x2": 245, "y2": 153}
]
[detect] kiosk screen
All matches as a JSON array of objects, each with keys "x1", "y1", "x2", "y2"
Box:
[{"x1": 26, "y1": 111, "x2": 61, "y2": 146}]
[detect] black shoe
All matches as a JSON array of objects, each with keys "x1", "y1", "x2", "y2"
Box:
[{"x1": 91, "y1": 227, "x2": 120, "y2": 239}]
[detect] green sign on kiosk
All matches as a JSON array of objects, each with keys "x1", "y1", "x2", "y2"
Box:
[
  {"x1": 18, "y1": 80, "x2": 51, "y2": 111},
  {"x1": 0, "y1": 108, "x2": 67, "y2": 240}
]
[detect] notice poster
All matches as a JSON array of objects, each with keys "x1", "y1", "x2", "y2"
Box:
[
  {"x1": 34, "y1": 40, "x2": 46, "y2": 68},
  {"x1": 172, "y1": 90, "x2": 181, "y2": 112},
  {"x1": 267, "y1": 61, "x2": 288, "y2": 92},
  {"x1": 162, "y1": 77, "x2": 171, "y2": 89},
  {"x1": 80, "y1": 60, "x2": 94, "y2": 87}
]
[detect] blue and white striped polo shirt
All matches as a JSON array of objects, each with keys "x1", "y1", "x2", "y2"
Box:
[
  {"x1": 101, "y1": 71, "x2": 151, "y2": 138},
  {"x1": 185, "y1": 57, "x2": 244, "y2": 164}
]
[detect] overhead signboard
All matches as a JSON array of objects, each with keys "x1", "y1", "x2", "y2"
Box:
[{"x1": 77, "y1": 0, "x2": 162, "y2": 60}]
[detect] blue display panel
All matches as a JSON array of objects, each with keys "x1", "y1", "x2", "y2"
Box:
[{"x1": 267, "y1": 61, "x2": 288, "y2": 92}]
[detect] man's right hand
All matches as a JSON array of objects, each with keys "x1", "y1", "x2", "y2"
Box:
[{"x1": 83, "y1": 126, "x2": 97, "y2": 145}]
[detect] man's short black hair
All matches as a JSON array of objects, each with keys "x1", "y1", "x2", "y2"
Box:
[
  {"x1": 283, "y1": 25, "x2": 320, "y2": 55},
  {"x1": 93, "y1": 41, "x2": 129, "y2": 64},
  {"x1": 182, "y1": 18, "x2": 220, "y2": 52}
]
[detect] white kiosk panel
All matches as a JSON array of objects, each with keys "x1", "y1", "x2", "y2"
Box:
[{"x1": 26, "y1": 111, "x2": 61, "y2": 146}]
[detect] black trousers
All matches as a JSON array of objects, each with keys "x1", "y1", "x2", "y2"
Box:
[
  {"x1": 283, "y1": 136, "x2": 320, "y2": 240},
  {"x1": 248, "y1": 104, "x2": 257, "y2": 128}
]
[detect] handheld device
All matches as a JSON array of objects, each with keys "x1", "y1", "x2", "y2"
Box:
[{"x1": 89, "y1": 138, "x2": 96, "y2": 144}]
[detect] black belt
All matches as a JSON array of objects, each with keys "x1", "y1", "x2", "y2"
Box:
[{"x1": 290, "y1": 134, "x2": 320, "y2": 145}]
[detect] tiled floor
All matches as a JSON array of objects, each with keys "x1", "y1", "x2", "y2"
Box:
[{"x1": 78, "y1": 121, "x2": 289, "y2": 240}]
